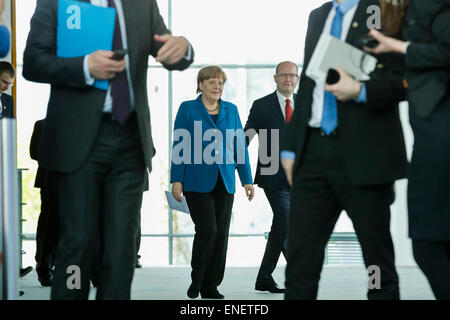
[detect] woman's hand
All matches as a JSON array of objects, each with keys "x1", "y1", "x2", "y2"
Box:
[
  {"x1": 172, "y1": 182, "x2": 183, "y2": 202},
  {"x1": 364, "y1": 29, "x2": 409, "y2": 55},
  {"x1": 244, "y1": 184, "x2": 255, "y2": 201}
]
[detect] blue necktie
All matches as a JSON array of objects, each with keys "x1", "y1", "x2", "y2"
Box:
[
  {"x1": 108, "y1": 0, "x2": 132, "y2": 125},
  {"x1": 321, "y1": 6, "x2": 343, "y2": 135}
]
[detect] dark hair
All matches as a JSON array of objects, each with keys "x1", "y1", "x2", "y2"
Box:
[
  {"x1": 0, "y1": 61, "x2": 15, "y2": 78},
  {"x1": 381, "y1": 0, "x2": 410, "y2": 37}
]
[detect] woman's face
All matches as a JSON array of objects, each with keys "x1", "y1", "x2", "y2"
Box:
[{"x1": 199, "y1": 77, "x2": 224, "y2": 103}]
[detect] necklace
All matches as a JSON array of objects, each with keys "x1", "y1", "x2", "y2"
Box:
[{"x1": 206, "y1": 104, "x2": 219, "y2": 112}]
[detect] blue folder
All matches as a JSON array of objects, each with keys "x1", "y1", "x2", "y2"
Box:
[{"x1": 57, "y1": 0, "x2": 116, "y2": 90}]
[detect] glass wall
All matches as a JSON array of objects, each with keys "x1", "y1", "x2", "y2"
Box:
[{"x1": 17, "y1": 0, "x2": 359, "y2": 268}]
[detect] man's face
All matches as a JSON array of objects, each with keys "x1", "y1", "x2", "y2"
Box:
[
  {"x1": 0, "y1": 72, "x2": 14, "y2": 93},
  {"x1": 274, "y1": 62, "x2": 299, "y2": 96}
]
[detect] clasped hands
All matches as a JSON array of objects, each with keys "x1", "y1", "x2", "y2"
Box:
[{"x1": 88, "y1": 33, "x2": 188, "y2": 80}]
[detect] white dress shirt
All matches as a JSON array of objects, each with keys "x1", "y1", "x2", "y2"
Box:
[
  {"x1": 308, "y1": 4, "x2": 359, "y2": 127},
  {"x1": 83, "y1": 0, "x2": 134, "y2": 113}
]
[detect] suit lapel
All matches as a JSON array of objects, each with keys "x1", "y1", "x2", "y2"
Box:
[
  {"x1": 269, "y1": 91, "x2": 286, "y2": 126},
  {"x1": 345, "y1": 0, "x2": 377, "y2": 46},
  {"x1": 195, "y1": 96, "x2": 220, "y2": 128},
  {"x1": 305, "y1": 2, "x2": 333, "y2": 65},
  {"x1": 121, "y1": 0, "x2": 138, "y2": 80},
  {"x1": 216, "y1": 100, "x2": 229, "y2": 127}
]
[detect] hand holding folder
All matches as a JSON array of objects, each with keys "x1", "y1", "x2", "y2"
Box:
[{"x1": 57, "y1": 0, "x2": 116, "y2": 90}]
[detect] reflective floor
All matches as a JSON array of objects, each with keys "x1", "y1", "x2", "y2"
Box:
[{"x1": 18, "y1": 265, "x2": 434, "y2": 300}]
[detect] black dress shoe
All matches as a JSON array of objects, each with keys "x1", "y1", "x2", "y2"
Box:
[
  {"x1": 135, "y1": 261, "x2": 142, "y2": 268},
  {"x1": 200, "y1": 289, "x2": 224, "y2": 299},
  {"x1": 255, "y1": 281, "x2": 286, "y2": 293},
  {"x1": 19, "y1": 266, "x2": 33, "y2": 278},
  {"x1": 187, "y1": 284, "x2": 200, "y2": 299}
]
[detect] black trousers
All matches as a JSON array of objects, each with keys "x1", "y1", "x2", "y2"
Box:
[
  {"x1": 285, "y1": 128, "x2": 399, "y2": 300},
  {"x1": 34, "y1": 173, "x2": 59, "y2": 274},
  {"x1": 50, "y1": 114, "x2": 146, "y2": 300},
  {"x1": 413, "y1": 240, "x2": 450, "y2": 300},
  {"x1": 257, "y1": 186, "x2": 289, "y2": 283},
  {"x1": 184, "y1": 175, "x2": 234, "y2": 292}
]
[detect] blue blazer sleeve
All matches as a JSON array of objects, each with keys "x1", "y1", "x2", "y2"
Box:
[
  {"x1": 170, "y1": 102, "x2": 189, "y2": 183},
  {"x1": 234, "y1": 105, "x2": 253, "y2": 186}
]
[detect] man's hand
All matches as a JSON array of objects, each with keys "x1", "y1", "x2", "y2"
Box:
[
  {"x1": 88, "y1": 50, "x2": 126, "y2": 80},
  {"x1": 154, "y1": 34, "x2": 188, "y2": 65},
  {"x1": 244, "y1": 184, "x2": 255, "y2": 201},
  {"x1": 281, "y1": 158, "x2": 295, "y2": 187},
  {"x1": 325, "y1": 67, "x2": 362, "y2": 101},
  {"x1": 172, "y1": 182, "x2": 183, "y2": 202}
]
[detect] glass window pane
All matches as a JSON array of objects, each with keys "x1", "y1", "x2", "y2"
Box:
[
  {"x1": 138, "y1": 237, "x2": 169, "y2": 265},
  {"x1": 172, "y1": 0, "x2": 329, "y2": 65},
  {"x1": 141, "y1": 69, "x2": 170, "y2": 235}
]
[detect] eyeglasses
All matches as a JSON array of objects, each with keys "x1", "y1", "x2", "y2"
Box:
[{"x1": 275, "y1": 73, "x2": 298, "y2": 79}]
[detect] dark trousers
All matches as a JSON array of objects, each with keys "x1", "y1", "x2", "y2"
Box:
[
  {"x1": 256, "y1": 186, "x2": 289, "y2": 283},
  {"x1": 50, "y1": 114, "x2": 146, "y2": 300},
  {"x1": 285, "y1": 128, "x2": 399, "y2": 300},
  {"x1": 413, "y1": 240, "x2": 450, "y2": 300},
  {"x1": 136, "y1": 216, "x2": 141, "y2": 263},
  {"x1": 184, "y1": 175, "x2": 234, "y2": 292},
  {"x1": 35, "y1": 176, "x2": 59, "y2": 274}
]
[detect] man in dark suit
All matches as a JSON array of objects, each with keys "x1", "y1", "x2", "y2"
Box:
[
  {"x1": 30, "y1": 119, "x2": 59, "y2": 287},
  {"x1": 0, "y1": 61, "x2": 15, "y2": 118},
  {"x1": 23, "y1": 0, "x2": 194, "y2": 299},
  {"x1": 244, "y1": 61, "x2": 298, "y2": 293},
  {"x1": 280, "y1": 0, "x2": 407, "y2": 300}
]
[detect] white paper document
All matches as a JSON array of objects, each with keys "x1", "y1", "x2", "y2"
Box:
[
  {"x1": 165, "y1": 191, "x2": 190, "y2": 214},
  {"x1": 306, "y1": 33, "x2": 377, "y2": 82}
]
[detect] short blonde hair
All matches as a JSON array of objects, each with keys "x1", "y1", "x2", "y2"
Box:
[{"x1": 196, "y1": 66, "x2": 227, "y2": 94}]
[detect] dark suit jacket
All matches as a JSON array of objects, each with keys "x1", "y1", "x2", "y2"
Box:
[
  {"x1": 22, "y1": 0, "x2": 194, "y2": 173},
  {"x1": 244, "y1": 91, "x2": 295, "y2": 189},
  {"x1": 1, "y1": 93, "x2": 14, "y2": 118},
  {"x1": 403, "y1": 0, "x2": 450, "y2": 118},
  {"x1": 30, "y1": 119, "x2": 47, "y2": 188},
  {"x1": 281, "y1": 0, "x2": 408, "y2": 187}
]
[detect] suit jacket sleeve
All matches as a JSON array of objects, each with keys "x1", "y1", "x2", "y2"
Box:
[
  {"x1": 170, "y1": 103, "x2": 188, "y2": 183},
  {"x1": 363, "y1": 52, "x2": 407, "y2": 109},
  {"x1": 22, "y1": 0, "x2": 87, "y2": 87},
  {"x1": 30, "y1": 120, "x2": 43, "y2": 161},
  {"x1": 149, "y1": 0, "x2": 194, "y2": 71},
  {"x1": 405, "y1": 6, "x2": 450, "y2": 70},
  {"x1": 243, "y1": 100, "x2": 260, "y2": 145},
  {"x1": 234, "y1": 106, "x2": 253, "y2": 186}
]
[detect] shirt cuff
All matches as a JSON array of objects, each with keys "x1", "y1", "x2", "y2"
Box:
[
  {"x1": 83, "y1": 55, "x2": 95, "y2": 86},
  {"x1": 355, "y1": 83, "x2": 367, "y2": 103},
  {"x1": 184, "y1": 42, "x2": 193, "y2": 61},
  {"x1": 281, "y1": 150, "x2": 296, "y2": 160},
  {"x1": 403, "y1": 41, "x2": 411, "y2": 54}
]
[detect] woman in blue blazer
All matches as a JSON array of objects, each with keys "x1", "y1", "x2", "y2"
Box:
[{"x1": 171, "y1": 66, "x2": 254, "y2": 299}]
